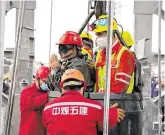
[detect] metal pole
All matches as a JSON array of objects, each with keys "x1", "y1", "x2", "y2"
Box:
[
  {"x1": 87, "y1": 0, "x2": 91, "y2": 32},
  {"x1": 103, "y1": 0, "x2": 114, "y2": 135},
  {"x1": 0, "y1": 1, "x2": 6, "y2": 134},
  {"x1": 49, "y1": 0, "x2": 53, "y2": 58},
  {"x1": 78, "y1": 10, "x2": 95, "y2": 34},
  {"x1": 157, "y1": 1, "x2": 162, "y2": 135},
  {"x1": 4, "y1": 1, "x2": 26, "y2": 135}
]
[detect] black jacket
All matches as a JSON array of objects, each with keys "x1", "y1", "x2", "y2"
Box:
[{"x1": 48, "y1": 53, "x2": 95, "y2": 92}]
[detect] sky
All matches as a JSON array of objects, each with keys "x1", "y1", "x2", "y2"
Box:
[{"x1": 3, "y1": 0, "x2": 165, "y2": 64}]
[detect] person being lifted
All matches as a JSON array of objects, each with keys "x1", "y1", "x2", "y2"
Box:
[
  {"x1": 49, "y1": 31, "x2": 95, "y2": 92},
  {"x1": 19, "y1": 66, "x2": 50, "y2": 135},
  {"x1": 43, "y1": 69, "x2": 125, "y2": 135},
  {"x1": 89, "y1": 15, "x2": 135, "y2": 94}
]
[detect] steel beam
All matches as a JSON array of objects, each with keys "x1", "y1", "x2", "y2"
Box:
[
  {"x1": 4, "y1": 1, "x2": 36, "y2": 135},
  {"x1": 9, "y1": 1, "x2": 36, "y2": 134},
  {"x1": 0, "y1": 1, "x2": 6, "y2": 135}
]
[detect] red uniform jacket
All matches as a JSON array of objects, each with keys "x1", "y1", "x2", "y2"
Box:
[
  {"x1": 19, "y1": 83, "x2": 48, "y2": 135},
  {"x1": 111, "y1": 42, "x2": 135, "y2": 93},
  {"x1": 43, "y1": 91, "x2": 117, "y2": 135},
  {"x1": 95, "y1": 41, "x2": 135, "y2": 93}
]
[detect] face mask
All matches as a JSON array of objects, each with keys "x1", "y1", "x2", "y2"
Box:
[
  {"x1": 96, "y1": 36, "x2": 107, "y2": 48},
  {"x1": 40, "y1": 83, "x2": 49, "y2": 91}
]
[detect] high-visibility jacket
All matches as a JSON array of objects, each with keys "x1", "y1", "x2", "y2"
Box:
[
  {"x1": 95, "y1": 41, "x2": 135, "y2": 94},
  {"x1": 81, "y1": 48, "x2": 94, "y2": 68},
  {"x1": 81, "y1": 48, "x2": 96, "y2": 90},
  {"x1": 81, "y1": 48, "x2": 93, "y2": 60}
]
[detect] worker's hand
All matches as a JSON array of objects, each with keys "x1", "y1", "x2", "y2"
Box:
[
  {"x1": 110, "y1": 103, "x2": 125, "y2": 123},
  {"x1": 110, "y1": 103, "x2": 119, "y2": 108},
  {"x1": 117, "y1": 108, "x2": 125, "y2": 122},
  {"x1": 49, "y1": 54, "x2": 61, "y2": 69}
]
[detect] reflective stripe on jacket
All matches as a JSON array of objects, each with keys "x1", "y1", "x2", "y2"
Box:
[
  {"x1": 95, "y1": 41, "x2": 135, "y2": 94},
  {"x1": 81, "y1": 48, "x2": 93, "y2": 60},
  {"x1": 43, "y1": 91, "x2": 118, "y2": 135}
]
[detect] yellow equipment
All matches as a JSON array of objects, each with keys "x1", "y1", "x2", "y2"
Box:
[
  {"x1": 92, "y1": 15, "x2": 118, "y2": 33},
  {"x1": 121, "y1": 31, "x2": 135, "y2": 47},
  {"x1": 80, "y1": 31, "x2": 93, "y2": 41}
]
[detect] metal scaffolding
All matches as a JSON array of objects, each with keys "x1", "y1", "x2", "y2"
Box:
[
  {"x1": 0, "y1": 1, "x2": 6, "y2": 134},
  {"x1": 103, "y1": 1, "x2": 114, "y2": 134},
  {"x1": 157, "y1": 1, "x2": 162, "y2": 135},
  {"x1": 4, "y1": 1, "x2": 26, "y2": 135}
]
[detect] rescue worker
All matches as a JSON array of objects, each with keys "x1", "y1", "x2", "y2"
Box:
[
  {"x1": 90, "y1": 15, "x2": 135, "y2": 93},
  {"x1": 80, "y1": 31, "x2": 96, "y2": 83},
  {"x1": 43, "y1": 69, "x2": 125, "y2": 135},
  {"x1": 49, "y1": 31, "x2": 95, "y2": 92},
  {"x1": 19, "y1": 66, "x2": 50, "y2": 135},
  {"x1": 122, "y1": 30, "x2": 144, "y2": 93},
  {"x1": 80, "y1": 31, "x2": 94, "y2": 60},
  {"x1": 151, "y1": 76, "x2": 158, "y2": 98}
]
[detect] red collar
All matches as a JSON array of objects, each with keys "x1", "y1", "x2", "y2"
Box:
[
  {"x1": 112, "y1": 41, "x2": 122, "y2": 53},
  {"x1": 99, "y1": 41, "x2": 121, "y2": 54},
  {"x1": 62, "y1": 91, "x2": 83, "y2": 96},
  {"x1": 31, "y1": 83, "x2": 39, "y2": 89},
  {"x1": 96, "y1": 41, "x2": 122, "y2": 68},
  {"x1": 31, "y1": 83, "x2": 44, "y2": 92},
  {"x1": 83, "y1": 48, "x2": 93, "y2": 56}
]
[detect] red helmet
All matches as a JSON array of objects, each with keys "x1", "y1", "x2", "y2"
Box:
[
  {"x1": 56, "y1": 31, "x2": 83, "y2": 47},
  {"x1": 36, "y1": 66, "x2": 51, "y2": 79}
]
